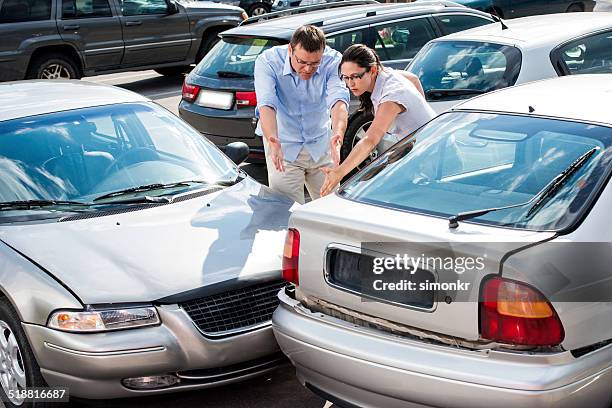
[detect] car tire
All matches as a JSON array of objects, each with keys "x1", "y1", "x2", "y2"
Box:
[
  {"x1": 196, "y1": 28, "x2": 225, "y2": 63},
  {"x1": 566, "y1": 3, "x2": 584, "y2": 12},
  {"x1": 248, "y1": 2, "x2": 270, "y2": 16},
  {"x1": 26, "y1": 53, "x2": 80, "y2": 80},
  {"x1": 340, "y1": 110, "x2": 375, "y2": 179},
  {"x1": 0, "y1": 298, "x2": 49, "y2": 408},
  {"x1": 154, "y1": 66, "x2": 189, "y2": 77}
]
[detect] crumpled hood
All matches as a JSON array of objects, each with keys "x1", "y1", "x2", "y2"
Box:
[{"x1": 0, "y1": 179, "x2": 294, "y2": 305}]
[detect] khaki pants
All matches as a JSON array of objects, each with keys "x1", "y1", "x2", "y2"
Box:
[{"x1": 263, "y1": 138, "x2": 331, "y2": 204}]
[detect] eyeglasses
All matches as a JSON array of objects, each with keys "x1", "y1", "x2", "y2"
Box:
[
  {"x1": 339, "y1": 70, "x2": 370, "y2": 83},
  {"x1": 293, "y1": 54, "x2": 321, "y2": 68}
]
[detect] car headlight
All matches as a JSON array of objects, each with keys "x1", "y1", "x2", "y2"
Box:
[{"x1": 48, "y1": 306, "x2": 160, "y2": 332}]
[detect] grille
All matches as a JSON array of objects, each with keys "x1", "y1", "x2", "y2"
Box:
[{"x1": 180, "y1": 280, "x2": 287, "y2": 336}]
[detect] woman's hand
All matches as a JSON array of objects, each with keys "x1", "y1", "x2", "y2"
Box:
[{"x1": 320, "y1": 166, "x2": 344, "y2": 196}]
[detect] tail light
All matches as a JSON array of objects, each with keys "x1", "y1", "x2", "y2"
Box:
[
  {"x1": 480, "y1": 276, "x2": 564, "y2": 346},
  {"x1": 182, "y1": 81, "x2": 200, "y2": 103},
  {"x1": 235, "y1": 91, "x2": 257, "y2": 107},
  {"x1": 282, "y1": 228, "x2": 300, "y2": 285}
]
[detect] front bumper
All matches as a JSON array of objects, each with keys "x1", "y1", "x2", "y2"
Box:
[
  {"x1": 273, "y1": 289, "x2": 612, "y2": 408},
  {"x1": 24, "y1": 304, "x2": 283, "y2": 398}
]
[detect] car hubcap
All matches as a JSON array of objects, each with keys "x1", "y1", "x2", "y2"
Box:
[
  {"x1": 352, "y1": 121, "x2": 377, "y2": 170},
  {"x1": 252, "y1": 6, "x2": 267, "y2": 15},
  {"x1": 40, "y1": 63, "x2": 71, "y2": 80},
  {"x1": 0, "y1": 320, "x2": 26, "y2": 405}
]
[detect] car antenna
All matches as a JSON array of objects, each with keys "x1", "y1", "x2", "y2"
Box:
[{"x1": 491, "y1": 14, "x2": 508, "y2": 30}]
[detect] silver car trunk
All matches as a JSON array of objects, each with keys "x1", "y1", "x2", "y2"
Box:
[{"x1": 290, "y1": 193, "x2": 555, "y2": 342}]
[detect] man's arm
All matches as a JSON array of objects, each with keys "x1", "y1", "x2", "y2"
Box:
[
  {"x1": 254, "y1": 54, "x2": 284, "y2": 171},
  {"x1": 326, "y1": 51, "x2": 350, "y2": 166},
  {"x1": 329, "y1": 100, "x2": 348, "y2": 166},
  {"x1": 398, "y1": 70, "x2": 425, "y2": 97}
]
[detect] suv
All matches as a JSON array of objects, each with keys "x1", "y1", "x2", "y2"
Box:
[
  {"x1": 0, "y1": 0, "x2": 248, "y2": 82},
  {"x1": 178, "y1": 0, "x2": 495, "y2": 162}
]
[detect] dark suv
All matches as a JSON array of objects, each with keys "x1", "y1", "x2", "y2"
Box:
[
  {"x1": 178, "y1": 0, "x2": 494, "y2": 162},
  {"x1": 0, "y1": 0, "x2": 247, "y2": 81}
]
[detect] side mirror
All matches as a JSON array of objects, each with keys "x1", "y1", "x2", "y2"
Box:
[
  {"x1": 165, "y1": 0, "x2": 179, "y2": 14},
  {"x1": 223, "y1": 142, "x2": 249, "y2": 165}
]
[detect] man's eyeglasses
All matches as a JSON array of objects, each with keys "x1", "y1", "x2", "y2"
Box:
[
  {"x1": 294, "y1": 54, "x2": 321, "y2": 68},
  {"x1": 339, "y1": 70, "x2": 370, "y2": 83}
]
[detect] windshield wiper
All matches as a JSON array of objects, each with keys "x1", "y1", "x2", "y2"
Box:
[
  {"x1": 217, "y1": 70, "x2": 251, "y2": 78},
  {"x1": 93, "y1": 181, "x2": 212, "y2": 203},
  {"x1": 426, "y1": 89, "x2": 486, "y2": 101},
  {"x1": 0, "y1": 200, "x2": 90, "y2": 211},
  {"x1": 448, "y1": 147, "x2": 599, "y2": 228}
]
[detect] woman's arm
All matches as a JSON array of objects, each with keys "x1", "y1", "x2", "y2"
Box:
[{"x1": 320, "y1": 101, "x2": 402, "y2": 196}]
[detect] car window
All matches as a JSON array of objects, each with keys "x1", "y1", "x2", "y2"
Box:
[
  {"x1": 194, "y1": 37, "x2": 285, "y2": 78},
  {"x1": 558, "y1": 30, "x2": 612, "y2": 75},
  {"x1": 0, "y1": 0, "x2": 51, "y2": 23},
  {"x1": 408, "y1": 41, "x2": 522, "y2": 101},
  {"x1": 340, "y1": 112, "x2": 612, "y2": 231},
  {"x1": 373, "y1": 18, "x2": 436, "y2": 62},
  {"x1": 327, "y1": 30, "x2": 364, "y2": 54},
  {"x1": 118, "y1": 0, "x2": 167, "y2": 16},
  {"x1": 434, "y1": 14, "x2": 493, "y2": 35},
  {"x1": 62, "y1": 0, "x2": 112, "y2": 18}
]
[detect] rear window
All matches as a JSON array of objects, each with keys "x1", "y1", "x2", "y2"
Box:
[
  {"x1": 340, "y1": 112, "x2": 612, "y2": 231},
  {"x1": 194, "y1": 37, "x2": 285, "y2": 78},
  {"x1": 0, "y1": 0, "x2": 51, "y2": 23},
  {"x1": 557, "y1": 30, "x2": 612, "y2": 75},
  {"x1": 408, "y1": 41, "x2": 521, "y2": 102}
]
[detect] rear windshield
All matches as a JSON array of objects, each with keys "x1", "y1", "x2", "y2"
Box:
[
  {"x1": 194, "y1": 36, "x2": 285, "y2": 78},
  {"x1": 340, "y1": 112, "x2": 612, "y2": 231},
  {"x1": 408, "y1": 41, "x2": 521, "y2": 102}
]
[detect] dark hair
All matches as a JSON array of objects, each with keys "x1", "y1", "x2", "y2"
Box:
[
  {"x1": 290, "y1": 25, "x2": 326, "y2": 53},
  {"x1": 340, "y1": 44, "x2": 383, "y2": 113}
]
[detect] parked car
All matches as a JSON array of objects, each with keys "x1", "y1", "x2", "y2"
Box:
[
  {"x1": 271, "y1": 0, "x2": 361, "y2": 13},
  {"x1": 273, "y1": 74, "x2": 612, "y2": 408},
  {"x1": 209, "y1": 0, "x2": 274, "y2": 16},
  {"x1": 0, "y1": 0, "x2": 248, "y2": 82},
  {"x1": 178, "y1": 0, "x2": 495, "y2": 162},
  {"x1": 448, "y1": 0, "x2": 595, "y2": 18},
  {"x1": 0, "y1": 80, "x2": 293, "y2": 406}
]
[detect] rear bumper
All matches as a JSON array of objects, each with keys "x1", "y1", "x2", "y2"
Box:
[
  {"x1": 24, "y1": 304, "x2": 283, "y2": 398},
  {"x1": 273, "y1": 289, "x2": 612, "y2": 408}
]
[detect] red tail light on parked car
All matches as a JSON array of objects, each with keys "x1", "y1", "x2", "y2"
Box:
[
  {"x1": 182, "y1": 81, "x2": 200, "y2": 103},
  {"x1": 282, "y1": 228, "x2": 300, "y2": 285},
  {"x1": 480, "y1": 276, "x2": 564, "y2": 346},
  {"x1": 235, "y1": 91, "x2": 257, "y2": 107}
]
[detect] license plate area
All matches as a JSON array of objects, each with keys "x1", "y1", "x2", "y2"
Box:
[{"x1": 195, "y1": 90, "x2": 234, "y2": 110}]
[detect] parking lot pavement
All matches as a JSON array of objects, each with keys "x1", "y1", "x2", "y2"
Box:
[{"x1": 595, "y1": 0, "x2": 612, "y2": 11}]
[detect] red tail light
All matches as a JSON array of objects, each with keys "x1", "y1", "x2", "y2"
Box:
[
  {"x1": 282, "y1": 228, "x2": 300, "y2": 285},
  {"x1": 235, "y1": 91, "x2": 257, "y2": 107},
  {"x1": 182, "y1": 81, "x2": 200, "y2": 103},
  {"x1": 480, "y1": 276, "x2": 564, "y2": 346}
]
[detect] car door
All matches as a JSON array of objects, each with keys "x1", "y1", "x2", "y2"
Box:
[
  {"x1": 370, "y1": 16, "x2": 437, "y2": 70},
  {"x1": 432, "y1": 13, "x2": 494, "y2": 36},
  {"x1": 115, "y1": 0, "x2": 190, "y2": 66},
  {"x1": 58, "y1": 0, "x2": 124, "y2": 69}
]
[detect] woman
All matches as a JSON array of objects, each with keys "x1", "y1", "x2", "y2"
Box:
[{"x1": 320, "y1": 44, "x2": 435, "y2": 196}]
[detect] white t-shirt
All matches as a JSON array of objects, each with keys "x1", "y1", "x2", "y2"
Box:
[{"x1": 370, "y1": 68, "x2": 435, "y2": 139}]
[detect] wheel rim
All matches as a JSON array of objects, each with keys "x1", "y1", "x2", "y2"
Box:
[
  {"x1": 0, "y1": 320, "x2": 26, "y2": 406},
  {"x1": 40, "y1": 63, "x2": 72, "y2": 80},
  {"x1": 352, "y1": 120, "x2": 377, "y2": 170},
  {"x1": 251, "y1": 6, "x2": 267, "y2": 15}
]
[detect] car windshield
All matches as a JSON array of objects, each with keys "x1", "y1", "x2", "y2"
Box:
[
  {"x1": 194, "y1": 36, "x2": 285, "y2": 78},
  {"x1": 408, "y1": 41, "x2": 522, "y2": 102},
  {"x1": 0, "y1": 102, "x2": 237, "y2": 207},
  {"x1": 340, "y1": 112, "x2": 612, "y2": 231}
]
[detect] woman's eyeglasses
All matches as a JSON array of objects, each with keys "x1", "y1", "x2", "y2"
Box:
[{"x1": 339, "y1": 69, "x2": 370, "y2": 83}]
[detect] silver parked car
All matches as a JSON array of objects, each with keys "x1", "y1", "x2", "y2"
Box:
[
  {"x1": 273, "y1": 75, "x2": 612, "y2": 408},
  {"x1": 0, "y1": 80, "x2": 292, "y2": 406}
]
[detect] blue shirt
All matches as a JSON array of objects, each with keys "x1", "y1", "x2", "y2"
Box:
[{"x1": 254, "y1": 45, "x2": 350, "y2": 163}]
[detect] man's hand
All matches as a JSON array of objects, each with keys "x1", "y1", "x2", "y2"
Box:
[
  {"x1": 330, "y1": 133, "x2": 343, "y2": 166},
  {"x1": 267, "y1": 136, "x2": 285, "y2": 172},
  {"x1": 320, "y1": 166, "x2": 344, "y2": 197}
]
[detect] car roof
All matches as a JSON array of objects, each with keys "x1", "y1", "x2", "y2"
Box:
[
  {"x1": 0, "y1": 80, "x2": 148, "y2": 122},
  {"x1": 436, "y1": 13, "x2": 612, "y2": 48},
  {"x1": 223, "y1": 1, "x2": 491, "y2": 39},
  {"x1": 452, "y1": 74, "x2": 612, "y2": 126}
]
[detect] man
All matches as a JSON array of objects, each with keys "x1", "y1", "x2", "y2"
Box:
[{"x1": 254, "y1": 25, "x2": 349, "y2": 204}]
